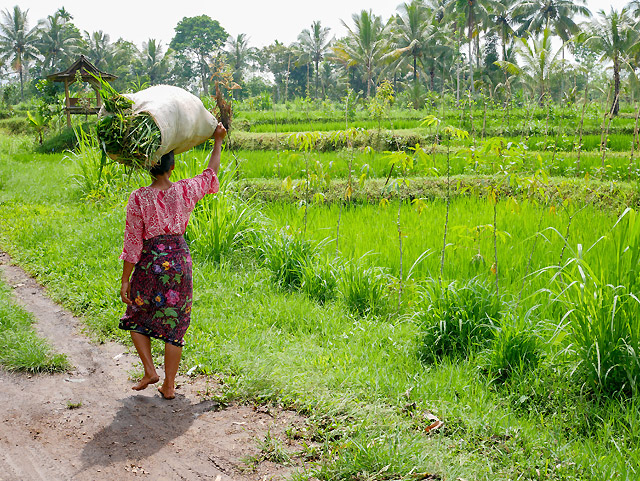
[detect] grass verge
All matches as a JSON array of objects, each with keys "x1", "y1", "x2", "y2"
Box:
[{"x1": 0, "y1": 280, "x2": 68, "y2": 373}]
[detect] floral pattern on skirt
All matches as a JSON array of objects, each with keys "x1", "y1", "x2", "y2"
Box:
[{"x1": 119, "y1": 234, "x2": 193, "y2": 346}]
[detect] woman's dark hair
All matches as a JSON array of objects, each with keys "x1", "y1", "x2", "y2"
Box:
[{"x1": 150, "y1": 151, "x2": 175, "y2": 177}]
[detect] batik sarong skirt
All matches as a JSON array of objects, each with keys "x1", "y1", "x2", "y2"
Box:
[{"x1": 119, "y1": 234, "x2": 193, "y2": 347}]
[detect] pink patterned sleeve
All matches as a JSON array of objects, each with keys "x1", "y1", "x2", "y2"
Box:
[
  {"x1": 181, "y1": 168, "x2": 220, "y2": 208},
  {"x1": 120, "y1": 191, "x2": 145, "y2": 264}
]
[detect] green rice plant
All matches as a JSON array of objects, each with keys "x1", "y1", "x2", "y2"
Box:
[
  {"x1": 259, "y1": 231, "x2": 320, "y2": 290},
  {"x1": 299, "y1": 255, "x2": 338, "y2": 304},
  {"x1": 187, "y1": 192, "x2": 265, "y2": 263},
  {"x1": 414, "y1": 278, "x2": 501, "y2": 364},
  {"x1": 479, "y1": 309, "x2": 543, "y2": 384},
  {"x1": 338, "y1": 258, "x2": 391, "y2": 317}
]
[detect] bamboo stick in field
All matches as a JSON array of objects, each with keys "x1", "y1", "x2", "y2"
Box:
[
  {"x1": 439, "y1": 134, "x2": 451, "y2": 287},
  {"x1": 600, "y1": 92, "x2": 619, "y2": 175},
  {"x1": 576, "y1": 79, "x2": 589, "y2": 175},
  {"x1": 629, "y1": 103, "x2": 640, "y2": 182},
  {"x1": 273, "y1": 103, "x2": 281, "y2": 178}
]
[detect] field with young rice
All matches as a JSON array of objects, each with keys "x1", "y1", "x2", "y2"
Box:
[{"x1": 1, "y1": 97, "x2": 640, "y2": 481}]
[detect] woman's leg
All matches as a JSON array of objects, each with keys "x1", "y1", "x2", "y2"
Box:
[
  {"x1": 130, "y1": 331, "x2": 159, "y2": 390},
  {"x1": 158, "y1": 343, "x2": 182, "y2": 399}
]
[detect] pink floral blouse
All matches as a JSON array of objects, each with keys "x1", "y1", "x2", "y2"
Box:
[{"x1": 120, "y1": 168, "x2": 219, "y2": 264}]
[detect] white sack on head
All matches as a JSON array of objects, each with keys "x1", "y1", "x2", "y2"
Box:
[{"x1": 123, "y1": 85, "x2": 217, "y2": 164}]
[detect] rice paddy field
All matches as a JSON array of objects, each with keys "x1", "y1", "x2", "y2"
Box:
[{"x1": 2, "y1": 100, "x2": 640, "y2": 480}]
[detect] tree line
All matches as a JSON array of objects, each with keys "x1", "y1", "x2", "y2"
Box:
[{"x1": 1, "y1": 1, "x2": 640, "y2": 115}]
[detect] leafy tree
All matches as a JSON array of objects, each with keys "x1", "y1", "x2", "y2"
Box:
[
  {"x1": 0, "y1": 6, "x2": 40, "y2": 100},
  {"x1": 259, "y1": 40, "x2": 296, "y2": 102},
  {"x1": 490, "y1": 0, "x2": 516, "y2": 61},
  {"x1": 581, "y1": 7, "x2": 639, "y2": 115},
  {"x1": 297, "y1": 21, "x2": 332, "y2": 99},
  {"x1": 110, "y1": 39, "x2": 140, "y2": 89},
  {"x1": 170, "y1": 15, "x2": 228, "y2": 95}
]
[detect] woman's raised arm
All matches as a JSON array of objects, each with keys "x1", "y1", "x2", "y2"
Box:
[{"x1": 207, "y1": 122, "x2": 227, "y2": 175}]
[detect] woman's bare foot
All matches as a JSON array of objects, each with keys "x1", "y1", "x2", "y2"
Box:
[
  {"x1": 132, "y1": 374, "x2": 160, "y2": 391},
  {"x1": 158, "y1": 384, "x2": 175, "y2": 400}
]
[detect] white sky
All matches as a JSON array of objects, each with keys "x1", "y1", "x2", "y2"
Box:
[{"x1": 2, "y1": 0, "x2": 631, "y2": 51}]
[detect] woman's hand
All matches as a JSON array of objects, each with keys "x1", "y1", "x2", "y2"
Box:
[
  {"x1": 213, "y1": 122, "x2": 227, "y2": 143},
  {"x1": 121, "y1": 280, "x2": 132, "y2": 305},
  {"x1": 120, "y1": 261, "x2": 135, "y2": 305}
]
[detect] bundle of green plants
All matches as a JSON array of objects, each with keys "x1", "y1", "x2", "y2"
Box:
[{"x1": 95, "y1": 80, "x2": 161, "y2": 169}]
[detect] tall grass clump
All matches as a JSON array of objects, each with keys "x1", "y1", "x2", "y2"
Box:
[
  {"x1": 414, "y1": 278, "x2": 501, "y2": 364},
  {"x1": 479, "y1": 310, "x2": 543, "y2": 384},
  {"x1": 68, "y1": 127, "x2": 138, "y2": 199},
  {"x1": 299, "y1": 255, "x2": 338, "y2": 304},
  {"x1": 548, "y1": 208, "x2": 640, "y2": 395},
  {"x1": 338, "y1": 259, "x2": 390, "y2": 317},
  {"x1": 259, "y1": 231, "x2": 320, "y2": 290},
  {"x1": 187, "y1": 192, "x2": 265, "y2": 263}
]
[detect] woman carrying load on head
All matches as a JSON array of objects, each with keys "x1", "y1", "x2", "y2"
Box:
[{"x1": 119, "y1": 122, "x2": 227, "y2": 400}]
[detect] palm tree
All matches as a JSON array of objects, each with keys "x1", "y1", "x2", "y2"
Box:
[
  {"x1": 425, "y1": 0, "x2": 448, "y2": 24},
  {"x1": 491, "y1": 0, "x2": 517, "y2": 61},
  {"x1": 516, "y1": 27, "x2": 564, "y2": 102},
  {"x1": 513, "y1": 0, "x2": 591, "y2": 41},
  {"x1": 56, "y1": 7, "x2": 73, "y2": 23},
  {"x1": 82, "y1": 30, "x2": 113, "y2": 69},
  {"x1": 339, "y1": 10, "x2": 387, "y2": 97},
  {"x1": 582, "y1": 7, "x2": 639, "y2": 115},
  {"x1": 390, "y1": 1, "x2": 434, "y2": 91},
  {"x1": 297, "y1": 21, "x2": 332, "y2": 99},
  {"x1": 450, "y1": 0, "x2": 499, "y2": 91},
  {"x1": 37, "y1": 11, "x2": 81, "y2": 72},
  {"x1": 139, "y1": 39, "x2": 171, "y2": 85},
  {"x1": 0, "y1": 6, "x2": 40, "y2": 100},
  {"x1": 225, "y1": 33, "x2": 254, "y2": 95}
]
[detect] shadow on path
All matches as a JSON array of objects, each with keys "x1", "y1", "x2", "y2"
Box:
[{"x1": 79, "y1": 393, "x2": 215, "y2": 470}]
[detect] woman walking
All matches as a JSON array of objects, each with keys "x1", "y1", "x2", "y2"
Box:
[{"x1": 119, "y1": 122, "x2": 227, "y2": 399}]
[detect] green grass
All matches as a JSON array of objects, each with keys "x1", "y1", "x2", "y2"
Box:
[
  {"x1": 260, "y1": 197, "x2": 616, "y2": 292},
  {"x1": 0, "y1": 281, "x2": 68, "y2": 372},
  {"x1": 231, "y1": 149, "x2": 637, "y2": 186},
  {"x1": 3, "y1": 133, "x2": 640, "y2": 479}
]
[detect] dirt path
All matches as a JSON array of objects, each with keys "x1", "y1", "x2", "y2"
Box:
[{"x1": 0, "y1": 252, "x2": 309, "y2": 481}]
